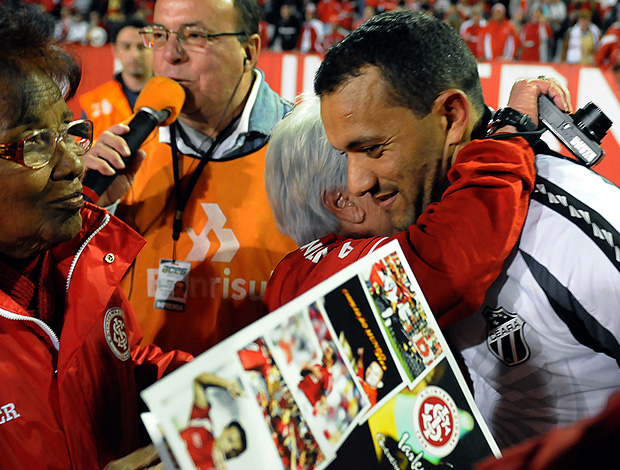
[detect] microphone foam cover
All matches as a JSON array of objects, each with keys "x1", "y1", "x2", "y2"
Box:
[{"x1": 134, "y1": 76, "x2": 186, "y2": 126}]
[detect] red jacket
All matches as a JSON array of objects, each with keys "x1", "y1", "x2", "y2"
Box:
[
  {"x1": 0, "y1": 204, "x2": 191, "y2": 469},
  {"x1": 263, "y1": 137, "x2": 535, "y2": 329},
  {"x1": 481, "y1": 19, "x2": 519, "y2": 60},
  {"x1": 519, "y1": 20, "x2": 553, "y2": 61}
]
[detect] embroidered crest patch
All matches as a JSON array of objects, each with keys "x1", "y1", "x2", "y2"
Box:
[
  {"x1": 104, "y1": 308, "x2": 130, "y2": 361},
  {"x1": 484, "y1": 306, "x2": 530, "y2": 366}
]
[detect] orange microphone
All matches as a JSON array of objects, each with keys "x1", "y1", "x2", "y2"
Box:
[{"x1": 82, "y1": 76, "x2": 185, "y2": 203}]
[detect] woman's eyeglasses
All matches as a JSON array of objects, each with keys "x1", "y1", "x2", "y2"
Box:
[{"x1": 0, "y1": 119, "x2": 93, "y2": 170}]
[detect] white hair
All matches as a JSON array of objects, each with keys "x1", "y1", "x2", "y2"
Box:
[{"x1": 265, "y1": 94, "x2": 348, "y2": 246}]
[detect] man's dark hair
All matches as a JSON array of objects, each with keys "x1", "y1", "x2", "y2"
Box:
[
  {"x1": 0, "y1": 3, "x2": 81, "y2": 130},
  {"x1": 225, "y1": 420, "x2": 248, "y2": 457},
  {"x1": 233, "y1": 0, "x2": 261, "y2": 36},
  {"x1": 314, "y1": 10, "x2": 485, "y2": 118},
  {"x1": 109, "y1": 16, "x2": 150, "y2": 43}
]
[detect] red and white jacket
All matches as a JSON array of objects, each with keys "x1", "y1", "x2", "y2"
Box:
[
  {"x1": 0, "y1": 204, "x2": 192, "y2": 469},
  {"x1": 264, "y1": 137, "x2": 535, "y2": 329},
  {"x1": 297, "y1": 19, "x2": 326, "y2": 53},
  {"x1": 460, "y1": 17, "x2": 487, "y2": 59},
  {"x1": 519, "y1": 20, "x2": 553, "y2": 62},
  {"x1": 595, "y1": 22, "x2": 620, "y2": 69}
]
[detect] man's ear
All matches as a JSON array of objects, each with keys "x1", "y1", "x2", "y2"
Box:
[
  {"x1": 243, "y1": 33, "x2": 260, "y2": 70},
  {"x1": 431, "y1": 88, "x2": 471, "y2": 145},
  {"x1": 321, "y1": 190, "x2": 365, "y2": 224},
  {"x1": 431, "y1": 89, "x2": 471, "y2": 159}
]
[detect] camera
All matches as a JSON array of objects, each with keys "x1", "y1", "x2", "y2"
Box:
[{"x1": 538, "y1": 94, "x2": 612, "y2": 167}]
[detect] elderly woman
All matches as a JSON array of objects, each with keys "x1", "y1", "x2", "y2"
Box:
[{"x1": 0, "y1": 4, "x2": 190, "y2": 469}]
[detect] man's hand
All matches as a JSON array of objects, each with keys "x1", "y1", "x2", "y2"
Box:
[
  {"x1": 506, "y1": 77, "x2": 573, "y2": 128},
  {"x1": 82, "y1": 124, "x2": 146, "y2": 207},
  {"x1": 103, "y1": 444, "x2": 162, "y2": 470},
  {"x1": 225, "y1": 380, "x2": 243, "y2": 399}
]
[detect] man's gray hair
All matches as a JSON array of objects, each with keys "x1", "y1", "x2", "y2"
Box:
[{"x1": 265, "y1": 95, "x2": 347, "y2": 246}]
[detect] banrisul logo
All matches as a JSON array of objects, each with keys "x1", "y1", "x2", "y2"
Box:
[
  {"x1": 186, "y1": 203, "x2": 240, "y2": 262},
  {"x1": 484, "y1": 306, "x2": 531, "y2": 366}
]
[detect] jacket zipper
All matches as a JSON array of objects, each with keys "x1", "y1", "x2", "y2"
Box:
[
  {"x1": 0, "y1": 213, "x2": 111, "y2": 352},
  {"x1": 65, "y1": 213, "x2": 110, "y2": 296}
]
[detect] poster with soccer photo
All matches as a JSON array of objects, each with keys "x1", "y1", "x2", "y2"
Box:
[
  {"x1": 328, "y1": 356, "x2": 501, "y2": 469},
  {"x1": 320, "y1": 277, "x2": 408, "y2": 418},
  {"x1": 143, "y1": 240, "x2": 500, "y2": 470},
  {"x1": 237, "y1": 335, "x2": 332, "y2": 469}
]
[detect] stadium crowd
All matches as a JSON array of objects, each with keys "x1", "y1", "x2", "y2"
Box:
[{"x1": 20, "y1": 0, "x2": 620, "y2": 68}]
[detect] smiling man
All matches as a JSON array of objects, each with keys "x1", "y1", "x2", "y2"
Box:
[
  {"x1": 84, "y1": 0, "x2": 297, "y2": 356},
  {"x1": 264, "y1": 80, "x2": 546, "y2": 325},
  {"x1": 263, "y1": 17, "x2": 570, "y2": 327},
  {"x1": 268, "y1": 10, "x2": 620, "y2": 451}
]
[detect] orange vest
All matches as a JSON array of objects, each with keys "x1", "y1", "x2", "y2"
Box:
[
  {"x1": 116, "y1": 132, "x2": 297, "y2": 355},
  {"x1": 79, "y1": 79, "x2": 133, "y2": 140}
]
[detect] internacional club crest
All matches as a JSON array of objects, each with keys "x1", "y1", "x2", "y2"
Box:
[
  {"x1": 104, "y1": 308, "x2": 130, "y2": 361},
  {"x1": 484, "y1": 306, "x2": 530, "y2": 366},
  {"x1": 413, "y1": 386, "x2": 460, "y2": 458}
]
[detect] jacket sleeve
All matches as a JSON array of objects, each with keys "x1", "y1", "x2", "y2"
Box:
[
  {"x1": 121, "y1": 287, "x2": 193, "y2": 390},
  {"x1": 131, "y1": 344, "x2": 193, "y2": 391},
  {"x1": 389, "y1": 136, "x2": 535, "y2": 328}
]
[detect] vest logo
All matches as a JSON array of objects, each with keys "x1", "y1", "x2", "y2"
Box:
[
  {"x1": 0, "y1": 402, "x2": 20, "y2": 425},
  {"x1": 484, "y1": 306, "x2": 530, "y2": 366},
  {"x1": 413, "y1": 386, "x2": 460, "y2": 458},
  {"x1": 186, "y1": 203, "x2": 240, "y2": 263},
  {"x1": 104, "y1": 308, "x2": 130, "y2": 361},
  {"x1": 90, "y1": 98, "x2": 114, "y2": 118}
]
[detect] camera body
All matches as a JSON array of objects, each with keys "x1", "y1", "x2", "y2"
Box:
[{"x1": 538, "y1": 94, "x2": 612, "y2": 167}]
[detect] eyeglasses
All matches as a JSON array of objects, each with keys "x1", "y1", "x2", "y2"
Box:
[
  {"x1": 139, "y1": 25, "x2": 248, "y2": 51},
  {"x1": 0, "y1": 119, "x2": 93, "y2": 170}
]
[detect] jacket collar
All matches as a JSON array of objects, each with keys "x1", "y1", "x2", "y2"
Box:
[{"x1": 159, "y1": 68, "x2": 294, "y2": 161}]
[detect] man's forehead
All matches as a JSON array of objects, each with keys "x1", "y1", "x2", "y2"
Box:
[
  {"x1": 154, "y1": 0, "x2": 238, "y2": 25},
  {"x1": 225, "y1": 425, "x2": 242, "y2": 442},
  {"x1": 320, "y1": 78, "x2": 391, "y2": 148},
  {"x1": 116, "y1": 26, "x2": 142, "y2": 41}
]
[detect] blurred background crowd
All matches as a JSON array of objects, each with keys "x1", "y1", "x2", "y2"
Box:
[{"x1": 19, "y1": 0, "x2": 620, "y2": 69}]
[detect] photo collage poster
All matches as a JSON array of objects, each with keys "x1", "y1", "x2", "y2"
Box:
[{"x1": 142, "y1": 241, "x2": 501, "y2": 470}]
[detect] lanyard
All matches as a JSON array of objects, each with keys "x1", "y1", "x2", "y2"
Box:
[
  {"x1": 169, "y1": 115, "x2": 244, "y2": 257},
  {"x1": 169, "y1": 123, "x2": 216, "y2": 247}
]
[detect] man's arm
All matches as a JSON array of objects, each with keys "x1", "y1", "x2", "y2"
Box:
[
  {"x1": 397, "y1": 78, "x2": 570, "y2": 327},
  {"x1": 397, "y1": 135, "x2": 534, "y2": 327},
  {"x1": 192, "y1": 372, "x2": 243, "y2": 409}
]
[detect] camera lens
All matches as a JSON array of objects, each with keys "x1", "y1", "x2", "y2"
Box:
[{"x1": 572, "y1": 102, "x2": 612, "y2": 144}]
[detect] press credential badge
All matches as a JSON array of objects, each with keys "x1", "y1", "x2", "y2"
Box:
[{"x1": 155, "y1": 259, "x2": 191, "y2": 312}]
